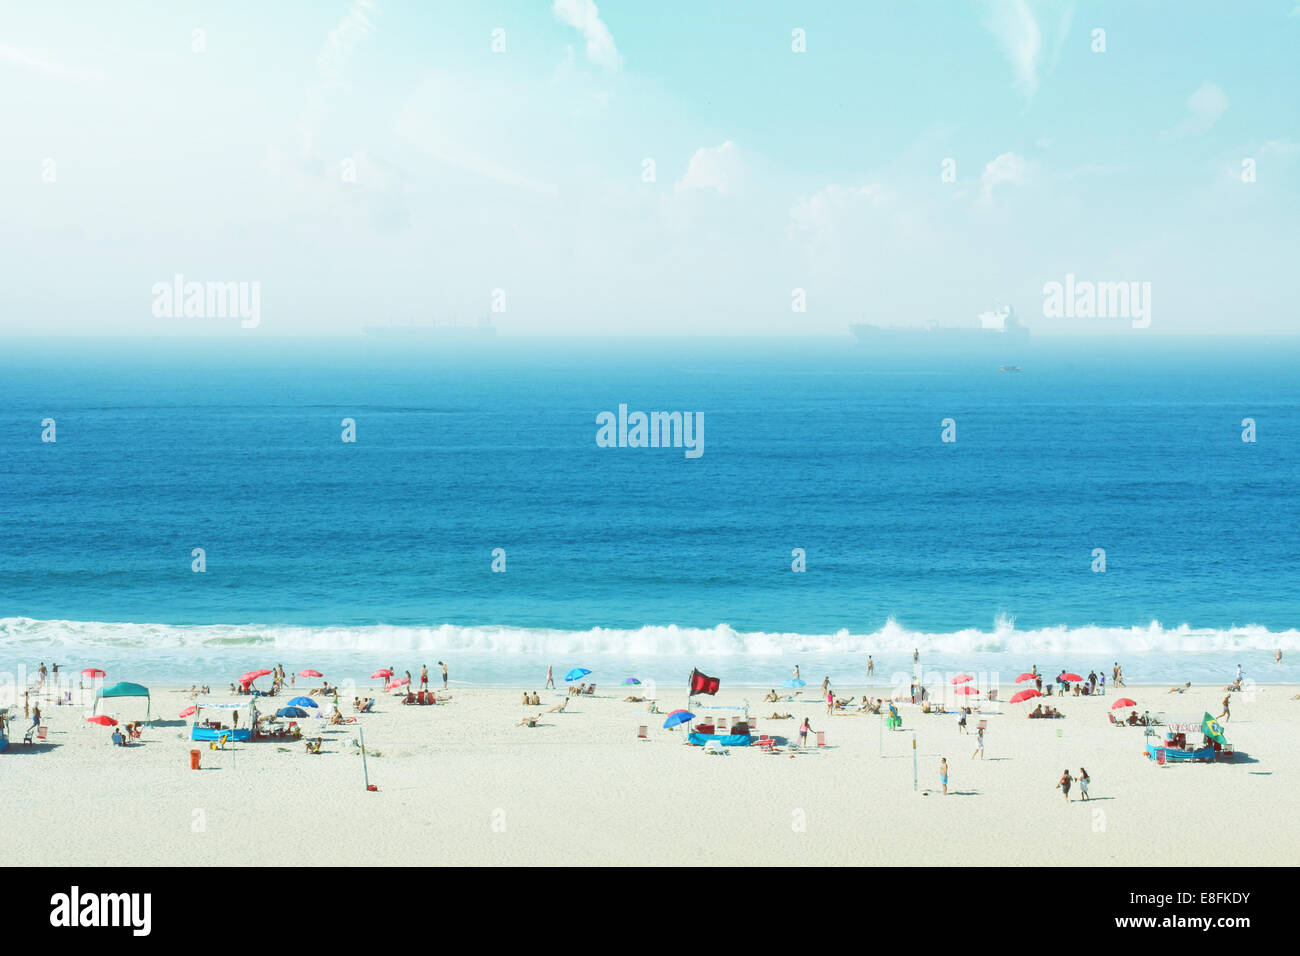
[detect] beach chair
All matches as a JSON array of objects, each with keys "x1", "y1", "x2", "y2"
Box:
[
  {"x1": 816, "y1": 731, "x2": 826, "y2": 747},
  {"x1": 22, "y1": 725, "x2": 36, "y2": 745},
  {"x1": 585, "y1": 684, "x2": 596, "y2": 695},
  {"x1": 637, "y1": 725, "x2": 648, "y2": 740},
  {"x1": 703, "y1": 740, "x2": 727, "y2": 756}
]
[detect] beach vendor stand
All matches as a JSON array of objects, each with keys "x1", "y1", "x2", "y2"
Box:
[
  {"x1": 190, "y1": 701, "x2": 254, "y2": 743},
  {"x1": 1145, "y1": 713, "x2": 1233, "y2": 763},
  {"x1": 93, "y1": 681, "x2": 152, "y2": 724}
]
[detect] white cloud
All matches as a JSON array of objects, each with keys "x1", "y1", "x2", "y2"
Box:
[
  {"x1": 788, "y1": 184, "x2": 884, "y2": 236},
  {"x1": 0, "y1": 43, "x2": 103, "y2": 82},
  {"x1": 297, "y1": 0, "x2": 379, "y2": 158},
  {"x1": 675, "y1": 141, "x2": 742, "y2": 197},
  {"x1": 1164, "y1": 81, "x2": 1228, "y2": 139},
  {"x1": 980, "y1": 0, "x2": 1075, "y2": 99},
  {"x1": 552, "y1": 0, "x2": 621, "y2": 70},
  {"x1": 980, "y1": 151, "x2": 1030, "y2": 201}
]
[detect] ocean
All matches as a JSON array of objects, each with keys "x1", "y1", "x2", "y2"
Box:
[{"x1": 2, "y1": 335, "x2": 1298, "y2": 691}]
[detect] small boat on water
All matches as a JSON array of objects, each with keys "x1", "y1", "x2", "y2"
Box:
[{"x1": 1000, "y1": 365, "x2": 1021, "y2": 372}]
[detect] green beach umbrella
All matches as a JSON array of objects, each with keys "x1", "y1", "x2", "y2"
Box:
[{"x1": 1202, "y1": 712, "x2": 1227, "y2": 746}]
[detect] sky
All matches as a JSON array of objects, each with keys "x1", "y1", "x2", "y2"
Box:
[{"x1": 1, "y1": 0, "x2": 1298, "y2": 337}]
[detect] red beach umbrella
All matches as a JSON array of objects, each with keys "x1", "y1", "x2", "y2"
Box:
[
  {"x1": 955, "y1": 685, "x2": 979, "y2": 695},
  {"x1": 1010, "y1": 689, "x2": 1042, "y2": 703},
  {"x1": 1111, "y1": 697, "x2": 1137, "y2": 710},
  {"x1": 1015, "y1": 673, "x2": 1037, "y2": 683},
  {"x1": 87, "y1": 715, "x2": 117, "y2": 726},
  {"x1": 385, "y1": 677, "x2": 410, "y2": 692},
  {"x1": 1062, "y1": 673, "x2": 1083, "y2": 682},
  {"x1": 371, "y1": 669, "x2": 394, "y2": 679},
  {"x1": 81, "y1": 667, "x2": 107, "y2": 679},
  {"x1": 179, "y1": 705, "x2": 198, "y2": 718},
  {"x1": 951, "y1": 674, "x2": 974, "y2": 684},
  {"x1": 299, "y1": 669, "x2": 323, "y2": 678}
]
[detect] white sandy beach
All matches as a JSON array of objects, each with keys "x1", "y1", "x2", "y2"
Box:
[{"x1": 2, "y1": 681, "x2": 1296, "y2": 866}]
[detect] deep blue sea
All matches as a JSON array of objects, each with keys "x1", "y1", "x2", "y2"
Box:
[{"x1": 2, "y1": 335, "x2": 1298, "y2": 691}]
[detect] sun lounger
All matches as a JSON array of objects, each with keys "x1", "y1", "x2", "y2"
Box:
[{"x1": 703, "y1": 740, "x2": 727, "y2": 755}]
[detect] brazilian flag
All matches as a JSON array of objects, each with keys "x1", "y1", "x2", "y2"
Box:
[{"x1": 1202, "y1": 711, "x2": 1227, "y2": 746}]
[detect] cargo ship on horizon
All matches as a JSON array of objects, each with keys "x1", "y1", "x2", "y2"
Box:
[{"x1": 850, "y1": 305, "x2": 1029, "y2": 345}]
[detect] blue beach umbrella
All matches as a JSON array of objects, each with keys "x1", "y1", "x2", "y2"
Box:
[
  {"x1": 622, "y1": 678, "x2": 641, "y2": 686},
  {"x1": 663, "y1": 711, "x2": 694, "y2": 729},
  {"x1": 288, "y1": 697, "x2": 318, "y2": 708},
  {"x1": 565, "y1": 667, "x2": 591, "y2": 682},
  {"x1": 276, "y1": 706, "x2": 308, "y2": 718},
  {"x1": 782, "y1": 678, "x2": 806, "y2": 689}
]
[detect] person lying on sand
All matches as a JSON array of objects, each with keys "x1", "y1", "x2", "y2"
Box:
[
  {"x1": 517, "y1": 714, "x2": 541, "y2": 727},
  {"x1": 305, "y1": 738, "x2": 323, "y2": 754},
  {"x1": 624, "y1": 695, "x2": 646, "y2": 702},
  {"x1": 834, "y1": 696, "x2": 856, "y2": 709},
  {"x1": 547, "y1": 699, "x2": 569, "y2": 714},
  {"x1": 1168, "y1": 682, "x2": 1191, "y2": 694},
  {"x1": 767, "y1": 712, "x2": 793, "y2": 720}
]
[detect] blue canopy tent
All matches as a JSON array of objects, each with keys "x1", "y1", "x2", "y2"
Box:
[{"x1": 93, "y1": 681, "x2": 151, "y2": 721}]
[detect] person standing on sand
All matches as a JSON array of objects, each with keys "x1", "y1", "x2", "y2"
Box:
[
  {"x1": 1078, "y1": 768, "x2": 1090, "y2": 800},
  {"x1": 545, "y1": 665, "x2": 554, "y2": 689},
  {"x1": 32, "y1": 703, "x2": 41, "y2": 727},
  {"x1": 826, "y1": 688, "x2": 834, "y2": 715},
  {"x1": 957, "y1": 708, "x2": 968, "y2": 735},
  {"x1": 420, "y1": 665, "x2": 429, "y2": 690},
  {"x1": 867, "y1": 656, "x2": 874, "y2": 678},
  {"x1": 439, "y1": 661, "x2": 448, "y2": 689},
  {"x1": 940, "y1": 758, "x2": 949, "y2": 795},
  {"x1": 1057, "y1": 769, "x2": 1072, "y2": 802},
  {"x1": 798, "y1": 717, "x2": 811, "y2": 748},
  {"x1": 971, "y1": 726, "x2": 984, "y2": 759}
]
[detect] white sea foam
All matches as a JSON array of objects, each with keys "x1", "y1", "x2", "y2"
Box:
[{"x1": 2, "y1": 616, "x2": 1297, "y2": 657}]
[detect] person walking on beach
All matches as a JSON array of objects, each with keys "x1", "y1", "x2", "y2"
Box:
[
  {"x1": 1099, "y1": 674, "x2": 1105, "y2": 696},
  {"x1": 821, "y1": 676, "x2": 830, "y2": 697},
  {"x1": 798, "y1": 717, "x2": 811, "y2": 748},
  {"x1": 971, "y1": 726, "x2": 984, "y2": 759},
  {"x1": 867, "y1": 656, "x2": 874, "y2": 678},
  {"x1": 826, "y1": 688, "x2": 834, "y2": 716},
  {"x1": 957, "y1": 708, "x2": 968, "y2": 735},
  {"x1": 939, "y1": 758, "x2": 949, "y2": 795},
  {"x1": 545, "y1": 665, "x2": 554, "y2": 689},
  {"x1": 1218, "y1": 695, "x2": 1231, "y2": 722},
  {"x1": 32, "y1": 703, "x2": 40, "y2": 727},
  {"x1": 420, "y1": 665, "x2": 429, "y2": 690},
  {"x1": 1057, "y1": 769, "x2": 1072, "y2": 802},
  {"x1": 1078, "y1": 768, "x2": 1090, "y2": 800},
  {"x1": 36, "y1": 662, "x2": 46, "y2": 691},
  {"x1": 439, "y1": 661, "x2": 448, "y2": 689}
]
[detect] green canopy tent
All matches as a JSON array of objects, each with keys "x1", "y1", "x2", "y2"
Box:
[{"x1": 94, "y1": 681, "x2": 151, "y2": 722}]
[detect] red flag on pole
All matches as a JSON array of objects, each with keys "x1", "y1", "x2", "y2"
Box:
[{"x1": 689, "y1": 668, "x2": 720, "y2": 696}]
